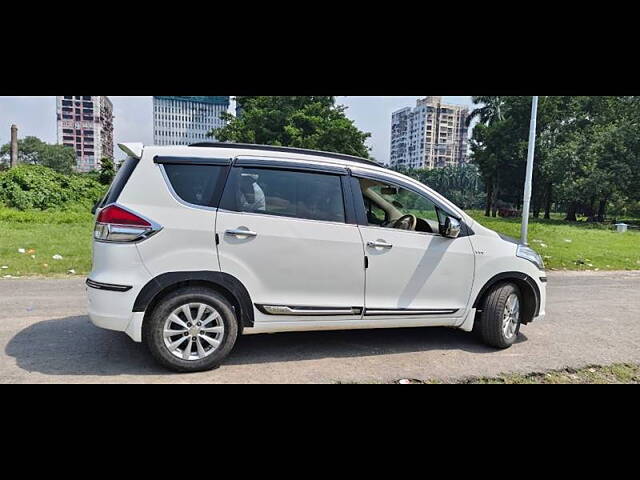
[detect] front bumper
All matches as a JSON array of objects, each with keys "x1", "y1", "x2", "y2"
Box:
[{"x1": 530, "y1": 274, "x2": 547, "y2": 322}]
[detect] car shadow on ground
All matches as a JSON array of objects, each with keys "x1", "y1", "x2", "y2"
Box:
[{"x1": 5, "y1": 315, "x2": 528, "y2": 376}]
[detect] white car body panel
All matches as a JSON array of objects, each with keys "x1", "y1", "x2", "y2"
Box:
[
  {"x1": 116, "y1": 150, "x2": 220, "y2": 277},
  {"x1": 467, "y1": 221, "x2": 547, "y2": 320},
  {"x1": 88, "y1": 143, "x2": 546, "y2": 346},
  {"x1": 358, "y1": 226, "x2": 475, "y2": 317},
  {"x1": 87, "y1": 242, "x2": 152, "y2": 338},
  {"x1": 216, "y1": 210, "x2": 366, "y2": 323}
]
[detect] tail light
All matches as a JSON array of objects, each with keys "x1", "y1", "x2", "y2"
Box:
[{"x1": 94, "y1": 204, "x2": 162, "y2": 243}]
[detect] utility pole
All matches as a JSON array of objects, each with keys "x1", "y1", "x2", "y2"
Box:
[
  {"x1": 520, "y1": 96, "x2": 539, "y2": 245},
  {"x1": 10, "y1": 124, "x2": 18, "y2": 168}
]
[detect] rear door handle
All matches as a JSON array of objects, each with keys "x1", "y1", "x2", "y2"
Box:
[
  {"x1": 225, "y1": 228, "x2": 258, "y2": 238},
  {"x1": 367, "y1": 241, "x2": 393, "y2": 249}
]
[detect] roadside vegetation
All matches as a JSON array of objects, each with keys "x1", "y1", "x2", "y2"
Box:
[
  {"x1": 467, "y1": 210, "x2": 640, "y2": 271},
  {"x1": 0, "y1": 162, "x2": 106, "y2": 277},
  {"x1": 0, "y1": 207, "x2": 94, "y2": 276},
  {"x1": 400, "y1": 363, "x2": 640, "y2": 384}
]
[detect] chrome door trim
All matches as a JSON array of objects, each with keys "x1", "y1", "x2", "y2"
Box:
[
  {"x1": 257, "y1": 305, "x2": 363, "y2": 316},
  {"x1": 364, "y1": 308, "x2": 459, "y2": 316},
  {"x1": 256, "y1": 304, "x2": 458, "y2": 317}
]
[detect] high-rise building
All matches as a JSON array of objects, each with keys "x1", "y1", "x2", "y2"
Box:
[
  {"x1": 153, "y1": 96, "x2": 230, "y2": 146},
  {"x1": 56, "y1": 96, "x2": 113, "y2": 172},
  {"x1": 389, "y1": 96, "x2": 469, "y2": 169}
]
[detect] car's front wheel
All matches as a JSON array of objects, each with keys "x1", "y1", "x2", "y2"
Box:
[
  {"x1": 477, "y1": 282, "x2": 522, "y2": 349},
  {"x1": 143, "y1": 287, "x2": 239, "y2": 372}
]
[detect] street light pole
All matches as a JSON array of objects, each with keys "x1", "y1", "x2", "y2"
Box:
[{"x1": 520, "y1": 96, "x2": 539, "y2": 245}]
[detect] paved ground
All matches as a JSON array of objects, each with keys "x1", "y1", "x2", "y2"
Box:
[{"x1": 1, "y1": 271, "x2": 639, "y2": 384}]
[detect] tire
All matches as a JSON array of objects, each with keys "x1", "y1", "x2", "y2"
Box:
[
  {"x1": 143, "y1": 287, "x2": 239, "y2": 372},
  {"x1": 478, "y1": 282, "x2": 522, "y2": 349}
]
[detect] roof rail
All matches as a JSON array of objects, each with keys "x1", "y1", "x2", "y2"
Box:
[{"x1": 188, "y1": 142, "x2": 382, "y2": 167}]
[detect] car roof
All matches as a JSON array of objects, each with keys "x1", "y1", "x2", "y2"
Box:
[
  {"x1": 137, "y1": 142, "x2": 392, "y2": 174},
  {"x1": 188, "y1": 142, "x2": 383, "y2": 168}
]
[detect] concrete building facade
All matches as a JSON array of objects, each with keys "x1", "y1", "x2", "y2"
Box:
[
  {"x1": 389, "y1": 96, "x2": 469, "y2": 169},
  {"x1": 153, "y1": 96, "x2": 230, "y2": 146},
  {"x1": 56, "y1": 96, "x2": 113, "y2": 172}
]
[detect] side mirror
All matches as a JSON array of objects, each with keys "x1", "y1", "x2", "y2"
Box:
[{"x1": 442, "y1": 216, "x2": 461, "y2": 239}]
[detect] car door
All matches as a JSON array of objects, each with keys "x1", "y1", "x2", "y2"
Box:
[
  {"x1": 215, "y1": 159, "x2": 366, "y2": 322},
  {"x1": 352, "y1": 172, "x2": 475, "y2": 319}
]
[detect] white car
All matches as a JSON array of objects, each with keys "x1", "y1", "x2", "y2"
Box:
[{"x1": 88, "y1": 142, "x2": 546, "y2": 372}]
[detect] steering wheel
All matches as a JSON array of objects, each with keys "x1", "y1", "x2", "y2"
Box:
[{"x1": 392, "y1": 214, "x2": 417, "y2": 231}]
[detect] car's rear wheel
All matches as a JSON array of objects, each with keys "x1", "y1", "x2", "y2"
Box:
[
  {"x1": 143, "y1": 287, "x2": 238, "y2": 372},
  {"x1": 478, "y1": 282, "x2": 521, "y2": 349}
]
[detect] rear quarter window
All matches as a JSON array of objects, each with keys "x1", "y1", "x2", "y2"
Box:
[
  {"x1": 100, "y1": 157, "x2": 139, "y2": 207},
  {"x1": 163, "y1": 164, "x2": 228, "y2": 208}
]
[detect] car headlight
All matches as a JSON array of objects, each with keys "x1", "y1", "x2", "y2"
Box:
[{"x1": 517, "y1": 245, "x2": 545, "y2": 271}]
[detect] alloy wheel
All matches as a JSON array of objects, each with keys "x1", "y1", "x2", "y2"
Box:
[
  {"x1": 502, "y1": 294, "x2": 520, "y2": 339},
  {"x1": 163, "y1": 303, "x2": 225, "y2": 361}
]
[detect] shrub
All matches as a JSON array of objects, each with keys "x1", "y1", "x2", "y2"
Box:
[{"x1": 0, "y1": 165, "x2": 107, "y2": 211}]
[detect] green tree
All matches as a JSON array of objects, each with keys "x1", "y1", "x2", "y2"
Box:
[
  {"x1": 469, "y1": 96, "x2": 640, "y2": 222},
  {"x1": 98, "y1": 157, "x2": 116, "y2": 185},
  {"x1": 210, "y1": 96, "x2": 372, "y2": 158},
  {"x1": 39, "y1": 144, "x2": 76, "y2": 174},
  {"x1": 0, "y1": 136, "x2": 47, "y2": 165},
  {"x1": 467, "y1": 96, "x2": 528, "y2": 216},
  {"x1": 392, "y1": 163, "x2": 485, "y2": 210},
  {"x1": 465, "y1": 96, "x2": 506, "y2": 127},
  {"x1": 0, "y1": 136, "x2": 76, "y2": 174}
]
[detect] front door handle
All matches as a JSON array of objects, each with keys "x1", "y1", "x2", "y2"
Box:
[
  {"x1": 367, "y1": 241, "x2": 393, "y2": 249},
  {"x1": 225, "y1": 228, "x2": 258, "y2": 238}
]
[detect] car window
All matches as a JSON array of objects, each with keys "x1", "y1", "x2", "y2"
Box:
[
  {"x1": 100, "y1": 156, "x2": 139, "y2": 207},
  {"x1": 164, "y1": 164, "x2": 228, "y2": 207},
  {"x1": 356, "y1": 177, "x2": 441, "y2": 233},
  {"x1": 224, "y1": 167, "x2": 345, "y2": 223}
]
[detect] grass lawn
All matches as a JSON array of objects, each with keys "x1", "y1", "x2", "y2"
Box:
[
  {"x1": 467, "y1": 210, "x2": 640, "y2": 271},
  {"x1": 0, "y1": 208, "x2": 94, "y2": 277},
  {"x1": 404, "y1": 363, "x2": 640, "y2": 384},
  {"x1": 0, "y1": 206, "x2": 638, "y2": 277}
]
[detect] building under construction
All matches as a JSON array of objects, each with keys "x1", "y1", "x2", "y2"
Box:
[{"x1": 56, "y1": 96, "x2": 114, "y2": 172}]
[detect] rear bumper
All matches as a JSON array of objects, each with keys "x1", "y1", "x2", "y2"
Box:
[
  {"x1": 87, "y1": 241, "x2": 152, "y2": 342},
  {"x1": 87, "y1": 280, "x2": 145, "y2": 342}
]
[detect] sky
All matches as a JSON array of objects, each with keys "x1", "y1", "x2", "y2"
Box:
[{"x1": 0, "y1": 96, "x2": 474, "y2": 162}]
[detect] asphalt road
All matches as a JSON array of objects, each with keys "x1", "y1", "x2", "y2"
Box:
[{"x1": 1, "y1": 271, "x2": 639, "y2": 384}]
